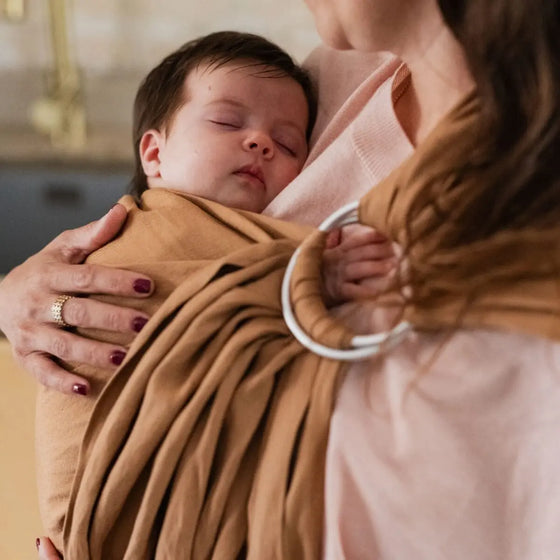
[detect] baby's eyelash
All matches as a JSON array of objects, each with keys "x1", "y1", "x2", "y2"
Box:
[
  {"x1": 277, "y1": 141, "x2": 297, "y2": 157},
  {"x1": 210, "y1": 120, "x2": 241, "y2": 129}
]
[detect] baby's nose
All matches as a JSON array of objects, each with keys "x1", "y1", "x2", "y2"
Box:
[{"x1": 243, "y1": 132, "x2": 273, "y2": 157}]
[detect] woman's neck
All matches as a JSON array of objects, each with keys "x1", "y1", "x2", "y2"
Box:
[{"x1": 394, "y1": 24, "x2": 474, "y2": 146}]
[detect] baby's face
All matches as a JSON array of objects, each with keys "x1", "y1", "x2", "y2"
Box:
[{"x1": 142, "y1": 61, "x2": 309, "y2": 213}]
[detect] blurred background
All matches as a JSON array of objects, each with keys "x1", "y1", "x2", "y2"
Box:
[
  {"x1": 0, "y1": 0, "x2": 319, "y2": 275},
  {"x1": 0, "y1": 2, "x2": 319, "y2": 558}
]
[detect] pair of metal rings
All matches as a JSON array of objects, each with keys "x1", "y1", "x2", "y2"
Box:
[
  {"x1": 281, "y1": 201, "x2": 411, "y2": 361},
  {"x1": 50, "y1": 294, "x2": 73, "y2": 328}
]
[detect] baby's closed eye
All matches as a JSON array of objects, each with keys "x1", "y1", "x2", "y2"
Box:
[{"x1": 207, "y1": 111, "x2": 244, "y2": 129}]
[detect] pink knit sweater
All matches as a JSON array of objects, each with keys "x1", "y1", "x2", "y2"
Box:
[{"x1": 267, "y1": 45, "x2": 560, "y2": 560}]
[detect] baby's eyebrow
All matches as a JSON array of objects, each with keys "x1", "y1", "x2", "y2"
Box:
[{"x1": 206, "y1": 98, "x2": 247, "y2": 109}]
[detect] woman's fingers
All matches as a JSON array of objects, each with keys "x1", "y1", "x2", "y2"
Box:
[
  {"x1": 49, "y1": 296, "x2": 149, "y2": 333},
  {"x1": 13, "y1": 324, "x2": 128, "y2": 371},
  {"x1": 337, "y1": 276, "x2": 391, "y2": 302},
  {"x1": 344, "y1": 241, "x2": 395, "y2": 264},
  {"x1": 1, "y1": 259, "x2": 151, "y2": 338},
  {"x1": 338, "y1": 228, "x2": 388, "y2": 249},
  {"x1": 345, "y1": 257, "x2": 396, "y2": 282},
  {"x1": 36, "y1": 537, "x2": 62, "y2": 559},
  {"x1": 326, "y1": 242, "x2": 395, "y2": 284},
  {"x1": 25, "y1": 353, "x2": 92, "y2": 395},
  {"x1": 41, "y1": 262, "x2": 153, "y2": 298},
  {"x1": 14, "y1": 326, "x2": 130, "y2": 395},
  {"x1": 325, "y1": 228, "x2": 342, "y2": 249}
]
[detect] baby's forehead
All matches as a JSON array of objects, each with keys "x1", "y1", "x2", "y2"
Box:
[
  {"x1": 183, "y1": 60, "x2": 308, "y2": 109},
  {"x1": 197, "y1": 57, "x2": 288, "y2": 75},
  {"x1": 185, "y1": 59, "x2": 295, "y2": 89}
]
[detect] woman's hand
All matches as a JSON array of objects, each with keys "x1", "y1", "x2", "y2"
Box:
[
  {"x1": 322, "y1": 227, "x2": 396, "y2": 307},
  {"x1": 36, "y1": 537, "x2": 62, "y2": 559},
  {"x1": 0, "y1": 204, "x2": 154, "y2": 395}
]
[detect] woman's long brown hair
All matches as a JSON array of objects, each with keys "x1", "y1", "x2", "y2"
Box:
[{"x1": 399, "y1": 0, "x2": 560, "y2": 312}]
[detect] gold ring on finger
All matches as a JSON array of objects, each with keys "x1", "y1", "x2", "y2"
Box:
[{"x1": 51, "y1": 294, "x2": 73, "y2": 328}]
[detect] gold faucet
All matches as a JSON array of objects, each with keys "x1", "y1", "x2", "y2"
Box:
[
  {"x1": 2, "y1": 0, "x2": 25, "y2": 21},
  {"x1": 29, "y1": 0, "x2": 86, "y2": 151}
]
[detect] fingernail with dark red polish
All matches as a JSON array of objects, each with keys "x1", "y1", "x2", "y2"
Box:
[
  {"x1": 133, "y1": 279, "x2": 152, "y2": 294},
  {"x1": 72, "y1": 383, "x2": 88, "y2": 396},
  {"x1": 36, "y1": 537, "x2": 41, "y2": 550},
  {"x1": 110, "y1": 350, "x2": 126, "y2": 366},
  {"x1": 132, "y1": 316, "x2": 148, "y2": 333}
]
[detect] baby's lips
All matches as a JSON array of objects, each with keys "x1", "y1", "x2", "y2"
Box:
[{"x1": 235, "y1": 164, "x2": 265, "y2": 187}]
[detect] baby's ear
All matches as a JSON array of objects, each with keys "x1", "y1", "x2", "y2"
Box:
[{"x1": 139, "y1": 130, "x2": 163, "y2": 177}]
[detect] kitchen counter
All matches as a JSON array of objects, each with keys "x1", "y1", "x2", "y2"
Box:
[{"x1": 0, "y1": 124, "x2": 133, "y2": 166}]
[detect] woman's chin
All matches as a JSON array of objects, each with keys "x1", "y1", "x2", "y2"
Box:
[{"x1": 319, "y1": 33, "x2": 355, "y2": 51}]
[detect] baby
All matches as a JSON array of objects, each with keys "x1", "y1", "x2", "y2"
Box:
[
  {"x1": 130, "y1": 30, "x2": 313, "y2": 214},
  {"x1": 128, "y1": 30, "x2": 388, "y2": 304}
]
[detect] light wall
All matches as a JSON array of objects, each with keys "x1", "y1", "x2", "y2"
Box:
[{"x1": 0, "y1": 0, "x2": 320, "y2": 149}]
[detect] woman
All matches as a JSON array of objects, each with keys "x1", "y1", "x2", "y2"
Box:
[{"x1": 8, "y1": 0, "x2": 560, "y2": 557}]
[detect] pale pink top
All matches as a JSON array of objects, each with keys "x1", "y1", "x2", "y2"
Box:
[
  {"x1": 266, "y1": 45, "x2": 560, "y2": 559},
  {"x1": 325, "y1": 329, "x2": 560, "y2": 559}
]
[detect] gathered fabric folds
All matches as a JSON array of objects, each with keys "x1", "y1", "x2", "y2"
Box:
[{"x1": 59, "y1": 190, "x2": 346, "y2": 559}]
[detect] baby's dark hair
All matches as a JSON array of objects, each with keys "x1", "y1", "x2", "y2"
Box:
[{"x1": 130, "y1": 30, "x2": 317, "y2": 198}]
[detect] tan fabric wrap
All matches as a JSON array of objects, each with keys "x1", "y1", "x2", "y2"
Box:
[{"x1": 36, "y1": 190, "x2": 347, "y2": 559}]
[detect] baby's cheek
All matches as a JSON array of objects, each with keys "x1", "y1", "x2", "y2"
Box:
[{"x1": 284, "y1": 163, "x2": 303, "y2": 186}]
